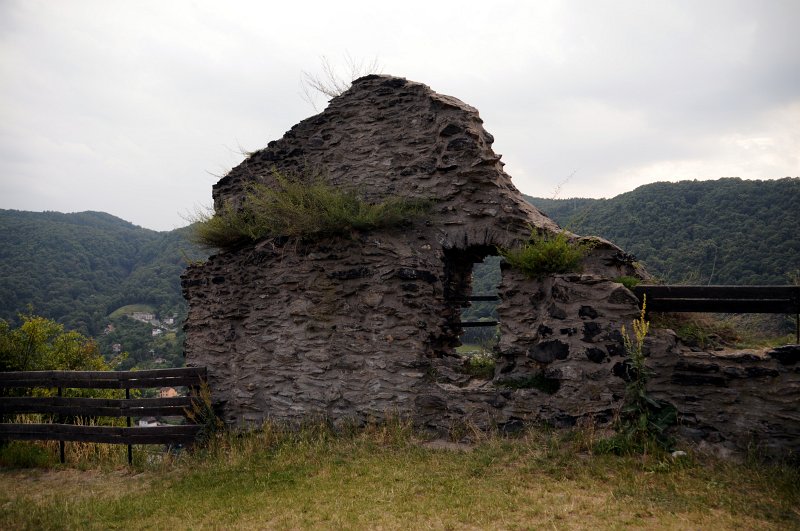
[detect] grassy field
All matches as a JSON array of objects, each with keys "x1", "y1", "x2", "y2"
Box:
[
  {"x1": 1, "y1": 423, "x2": 798, "y2": 530},
  {"x1": 108, "y1": 304, "x2": 156, "y2": 320}
]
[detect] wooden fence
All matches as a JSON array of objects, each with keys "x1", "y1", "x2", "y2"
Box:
[
  {"x1": 631, "y1": 285, "x2": 800, "y2": 342},
  {"x1": 0, "y1": 367, "x2": 207, "y2": 464}
]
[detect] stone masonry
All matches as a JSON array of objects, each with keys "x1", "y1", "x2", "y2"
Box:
[{"x1": 183, "y1": 75, "x2": 799, "y2": 455}]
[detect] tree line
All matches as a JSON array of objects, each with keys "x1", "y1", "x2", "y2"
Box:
[{"x1": 526, "y1": 177, "x2": 799, "y2": 285}]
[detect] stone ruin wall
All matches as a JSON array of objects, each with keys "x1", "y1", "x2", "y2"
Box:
[{"x1": 183, "y1": 75, "x2": 800, "y2": 456}]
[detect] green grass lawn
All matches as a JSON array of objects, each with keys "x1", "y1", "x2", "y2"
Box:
[
  {"x1": 1, "y1": 423, "x2": 798, "y2": 530},
  {"x1": 108, "y1": 304, "x2": 156, "y2": 320}
]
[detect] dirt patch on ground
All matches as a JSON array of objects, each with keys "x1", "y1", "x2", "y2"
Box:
[{"x1": 418, "y1": 439, "x2": 475, "y2": 452}]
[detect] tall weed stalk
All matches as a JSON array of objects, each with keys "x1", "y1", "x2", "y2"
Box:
[{"x1": 597, "y1": 296, "x2": 677, "y2": 455}]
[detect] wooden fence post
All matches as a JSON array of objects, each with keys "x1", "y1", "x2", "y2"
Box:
[
  {"x1": 58, "y1": 385, "x2": 65, "y2": 464},
  {"x1": 126, "y1": 386, "x2": 132, "y2": 465}
]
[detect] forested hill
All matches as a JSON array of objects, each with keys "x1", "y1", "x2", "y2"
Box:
[
  {"x1": 0, "y1": 210, "x2": 207, "y2": 336},
  {"x1": 526, "y1": 177, "x2": 800, "y2": 285}
]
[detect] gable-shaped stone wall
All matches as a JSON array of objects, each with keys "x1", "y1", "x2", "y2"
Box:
[{"x1": 183, "y1": 75, "x2": 800, "y2": 456}]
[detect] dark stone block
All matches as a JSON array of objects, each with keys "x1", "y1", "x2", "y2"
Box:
[
  {"x1": 768, "y1": 345, "x2": 800, "y2": 365},
  {"x1": 381, "y1": 77, "x2": 406, "y2": 88},
  {"x1": 675, "y1": 360, "x2": 719, "y2": 373},
  {"x1": 583, "y1": 322, "x2": 602, "y2": 341},
  {"x1": 548, "y1": 304, "x2": 567, "y2": 320},
  {"x1": 606, "y1": 340, "x2": 625, "y2": 356},
  {"x1": 744, "y1": 366, "x2": 780, "y2": 378},
  {"x1": 579, "y1": 305, "x2": 599, "y2": 319},
  {"x1": 607, "y1": 329, "x2": 623, "y2": 343},
  {"x1": 605, "y1": 251, "x2": 637, "y2": 266},
  {"x1": 613, "y1": 361, "x2": 637, "y2": 382},
  {"x1": 671, "y1": 373, "x2": 727, "y2": 387},
  {"x1": 529, "y1": 339, "x2": 570, "y2": 363},
  {"x1": 395, "y1": 268, "x2": 437, "y2": 283},
  {"x1": 560, "y1": 327, "x2": 577, "y2": 336},
  {"x1": 487, "y1": 394, "x2": 507, "y2": 408},
  {"x1": 586, "y1": 347, "x2": 608, "y2": 363},
  {"x1": 328, "y1": 267, "x2": 371, "y2": 280},
  {"x1": 439, "y1": 124, "x2": 462, "y2": 136},
  {"x1": 181, "y1": 278, "x2": 204, "y2": 288},
  {"x1": 721, "y1": 367, "x2": 746, "y2": 378},
  {"x1": 401, "y1": 283, "x2": 419, "y2": 292},
  {"x1": 446, "y1": 137, "x2": 475, "y2": 151},
  {"x1": 498, "y1": 358, "x2": 516, "y2": 373},
  {"x1": 415, "y1": 394, "x2": 447, "y2": 410},
  {"x1": 496, "y1": 373, "x2": 560, "y2": 393},
  {"x1": 730, "y1": 353, "x2": 763, "y2": 361},
  {"x1": 537, "y1": 324, "x2": 553, "y2": 338}
]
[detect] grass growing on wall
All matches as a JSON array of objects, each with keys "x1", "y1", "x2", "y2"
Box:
[
  {"x1": 500, "y1": 230, "x2": 591, "y2": 278},
  {"x1": 191, "y1": 172, "x2": 430, "y2": 249}
]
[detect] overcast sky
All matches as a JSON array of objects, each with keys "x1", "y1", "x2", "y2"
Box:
[{"x1": 1, "y1": 0, "x2": 798, "y2": 231}]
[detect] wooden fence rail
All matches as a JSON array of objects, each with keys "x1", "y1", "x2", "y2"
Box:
[
  {"x1": 0, "y1": 367, "x2": 207, "y2": 464},
  {"x1": 631, "y1": 285, "x2": 800, "y2": 343}
]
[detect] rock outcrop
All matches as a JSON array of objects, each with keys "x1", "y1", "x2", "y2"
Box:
[{"x1": 183, "y1": 75, "x2": 799, "y2": 456}]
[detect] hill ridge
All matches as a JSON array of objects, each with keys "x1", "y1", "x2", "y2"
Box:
[{"x1": 526, "y1": 177, "x2": 799, "y2": 285}]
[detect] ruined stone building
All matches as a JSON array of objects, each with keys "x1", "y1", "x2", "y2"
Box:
[{"x1": 183, "y1": 75, "x2": 799, "y2": 456}]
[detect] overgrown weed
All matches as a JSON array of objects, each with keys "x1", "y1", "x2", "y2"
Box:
[
  {"x1": 614, "y1": 275, "x2": 641, "y2": 289},
  {"x1": 190, "y1": 171, "x2": 430, "y2": 249},
  {"x1": 500, "y1": 229, "x2": 591, "y2": 278},
  {"x1": 597, "y1": 297, "x2": 677, "y2": 455}
]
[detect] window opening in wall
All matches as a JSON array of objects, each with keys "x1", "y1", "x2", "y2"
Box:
[
  {"x1": 442, "y1": 247, "x2": 501, "y2": 379},
  {"x1": 460, "y1": 255, "x2": 501, "y2": 348}
]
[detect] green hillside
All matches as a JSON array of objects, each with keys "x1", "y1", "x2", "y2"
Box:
[
  {"x1": 526, "y1": 177, "x2": 800, "y2": 285},
  {"x1": 0, "y1": 210, "x2": 207, "y2": 368}
]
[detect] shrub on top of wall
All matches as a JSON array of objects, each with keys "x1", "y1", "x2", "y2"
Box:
[
  {"x1": 500, "y1": 230, "x2": 591, "y2": 278},
  {"x1": 191, "y1": 171, "x2": 431, "y2": 249},
  {"x1": 614, "y1": 276, "x2": 641, "y2": 290}
]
